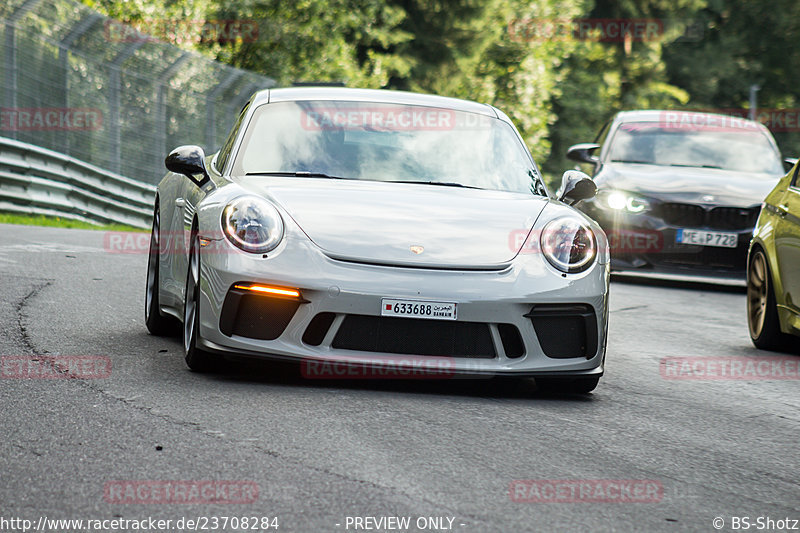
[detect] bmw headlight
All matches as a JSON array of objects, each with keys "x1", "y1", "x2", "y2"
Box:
[
  {"x1": 540, "y1": 217, "x2": 597, "y2": 273},
  {"x1": 598, "y1": 190, "x2": 650, "y2": 213},
  {"x1": 222, "y1": 196, "x2": 284, "y2": 254}
]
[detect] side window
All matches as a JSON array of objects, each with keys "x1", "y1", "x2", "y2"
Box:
[
  {"x1": 792, "y1": 161, "x2": 800, "y2": 188},
  {"x1": 215, "y1": 103, "x2": 249, "y2": 174}
]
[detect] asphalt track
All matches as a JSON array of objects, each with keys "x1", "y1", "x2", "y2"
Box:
[{"x1": 0, "y1": 223, "x2": 798, "y2": 532}]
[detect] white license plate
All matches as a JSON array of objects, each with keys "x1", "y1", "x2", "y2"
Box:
[
  {"x1": 676, "y1": 229, "x2": 738, "y2": 248},
  {"x1": 381, "y1": 298, "x2": 457, "y2": 320}
]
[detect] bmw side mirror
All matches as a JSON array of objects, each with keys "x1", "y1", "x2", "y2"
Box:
[
  {"x1": 566, "y1": 143, "x2": 600, "y2": 165},
  {"x1": 165, "y1": 145, "x2": 209, "y2": 186},
  {"x1": 557, "y1": 170, "x2": 597, "y2": 206},
  {"x1": 784, "y1": 157, "x2": 798, "y2": 172}
]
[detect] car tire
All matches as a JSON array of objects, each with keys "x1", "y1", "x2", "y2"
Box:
[
  {"x1": 183, "y1": 228, "x2": 217, "y2": 372},
  {"x1": 536, "y1": 376, "x2": 600, "y2": 394},
  {"x1": 747, "y1": 248, "x2": 792, "y2": 351},
  {"x1": 145, "y1": 203, "x2": 179, "y2": 336}
]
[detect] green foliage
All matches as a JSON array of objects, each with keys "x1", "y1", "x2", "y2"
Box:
[{"x1": 79, "y1": 0, "x2": 800, "y2": 168}]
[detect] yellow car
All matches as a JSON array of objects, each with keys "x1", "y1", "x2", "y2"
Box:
[{"x1": 748, "y1": 158, "x2": 800, "y2": 350}]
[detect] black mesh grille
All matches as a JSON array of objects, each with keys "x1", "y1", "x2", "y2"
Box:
[
  {"x1": 332, "y1": 315, "x2": 496, "y2": 358},
  {"x1": 219, "y1": 289, "x2": 300, "y2": 340},
  {"x1": 656, "y1": 203, "x2": 759, "y2": 231},
  {"x1": 526, "y1": 305, "x2": 598, "y2": 359},
  {"x1": 709, "y1": 206, "x2": 759, "y2": 230},
  {"x1": 657, "y1": 203, "x2": 705, "y2": 227}
]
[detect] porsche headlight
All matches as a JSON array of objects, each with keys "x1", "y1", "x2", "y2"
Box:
[
  {"x1": 222, "y1": 196, "x2": 284, "y2": 254},
  {"x1": 540, "y1": 217, "x2": 597, "y2": 273},
  {"x1": 598, "y1": 190, "x2": 650, "y2": 213}
]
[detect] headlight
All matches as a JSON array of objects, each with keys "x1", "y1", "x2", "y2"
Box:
[
  {"x1": 540, "y1": 217, "x2": 597, "y2": 273},
  {"x1": 599, "y1": 190, "x2": 650, "y2": 213},
  {"x1": 222, "y1": 196, "x2": 284, "y2": 253}
]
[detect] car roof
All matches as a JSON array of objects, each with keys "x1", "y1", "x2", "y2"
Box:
[
  {"x1": 250, "y1": 87, "x2": 498, "y2": 117},
  {"x1": 614, "y1": 109, "x2": 768, "y2": 131}
]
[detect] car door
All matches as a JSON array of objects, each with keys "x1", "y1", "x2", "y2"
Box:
[{"x1": 774, "y1": 162, "x2": 800, "y2": 313}]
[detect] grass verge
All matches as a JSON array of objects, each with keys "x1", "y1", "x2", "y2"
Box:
[{"x1": 0, "y1": 213, "x2": 145, "y2": 232}]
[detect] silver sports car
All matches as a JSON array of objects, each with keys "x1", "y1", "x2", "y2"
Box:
[{"x1": 145, "y1": 87, "x2": 610, "y2": 392}]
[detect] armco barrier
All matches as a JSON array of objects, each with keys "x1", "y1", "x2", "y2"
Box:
[{"x1": 0, "y1": 136, "x2": 156, "y2": 228}]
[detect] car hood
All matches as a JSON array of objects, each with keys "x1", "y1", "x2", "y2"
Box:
[
  {"x1": 232, "y1": 176, "x2": 549, "y2": 269},
  {"x1": 597, "y1": 163, "x2": 781, "y2": 206}
]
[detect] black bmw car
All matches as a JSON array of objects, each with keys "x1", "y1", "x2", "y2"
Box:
[{"x1": 567, "y1": 110, "x2": 791, "y2": 280}]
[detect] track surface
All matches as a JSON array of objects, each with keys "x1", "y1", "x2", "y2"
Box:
[{"x1": 1, "y1": 224, "x2": 798, "y2": 532}]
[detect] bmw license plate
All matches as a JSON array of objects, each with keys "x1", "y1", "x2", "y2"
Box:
[
  {"x1": 381, "y1": 299, "x2": 457, "y2": 320},
  {"x1": 676, "y1": 229, "x2": 737, "y2": 248}
]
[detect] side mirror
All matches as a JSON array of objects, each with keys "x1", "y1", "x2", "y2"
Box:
[
  {"x1": 557, "y1": 170, "x2": 597, "y2": 206},
  {"x1": 784, "y1": 157, "x2": 798, "y2": 172},
  {"x1": 165, "y1": 145, "x2": 208, "y2": 186},
  {"x1": 566, "y1": 143, "x2": 600, "y2": 165}
]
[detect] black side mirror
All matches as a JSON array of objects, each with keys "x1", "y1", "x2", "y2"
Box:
[
  {"x1": 566, "y1": 143, "x2": 600, "y2": 165},
  {"x1": 784, "y1": 157, "x2": 798, "y2": 172},
  {"x1": 557, "y1": 170, "x2": 597, "y2": 206},
  {"x1": 165, "y1": 145, "x2": 208, "y2": 186}
]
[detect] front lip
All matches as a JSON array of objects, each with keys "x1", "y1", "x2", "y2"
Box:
[{"x1": 196, "y1": 343, "x2": 606, "y2": 378}]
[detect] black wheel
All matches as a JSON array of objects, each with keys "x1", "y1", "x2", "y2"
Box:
[
  {"x1": 536, "y1": 376, "x2": 600, "y2": 394},
  {"x1": 145, "y1": 204, "x2": 179, "y2": 336},
  {"x1": 747, "y1": 248, "x2": 791, "y2": 351},
  {"x1": 183, "y1": 229, "x2": 216, "y2": 372}
]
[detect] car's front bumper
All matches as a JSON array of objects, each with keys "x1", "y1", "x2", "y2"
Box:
[{"x1": 193, "y1": 232, "x2": 609, "y2": 377}]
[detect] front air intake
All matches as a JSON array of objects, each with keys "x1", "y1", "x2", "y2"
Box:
[{"x1": 525, "y1": 304, "x2": 598, "y2": 359}]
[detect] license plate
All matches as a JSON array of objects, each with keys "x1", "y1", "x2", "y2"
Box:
[
  {"x1": 381, "y1": 298, "x2": 457, "y2": 320},
  {"x1": 676, "y1": 229, "x2": 738, "y2": 248}
]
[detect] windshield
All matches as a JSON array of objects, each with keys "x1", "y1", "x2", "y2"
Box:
[
  {"x1": 608, "y1": 122, "x2": 783, "y2": 174},
  {"x1": 231, "y1": 100, "x2": 545, "y2": 195}
]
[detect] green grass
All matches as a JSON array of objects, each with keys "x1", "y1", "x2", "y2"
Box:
[{"x1": 0, "y1": 213, "x2": 145, "y2": 232}]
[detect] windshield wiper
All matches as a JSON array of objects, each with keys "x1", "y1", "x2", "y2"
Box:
[
  {"x1": 245, "y1": 171, "x2": 350, "y2": 179},
  {"x1": 667, "y1": 163, "x2": 724, "y2": 169},
  {"x1": 611, "y1": 159, "x2": 654, "y2": 165},
  {"x1": 386, "y1": 180, "x2": 483, "y2": 189}
]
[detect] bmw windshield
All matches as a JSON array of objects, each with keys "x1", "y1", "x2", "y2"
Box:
[
  {"x1": 231, "y1": 100, "x2": 545, "y2": 195},
  {"x1": 609, "y1": 122, "x2": 783, "y2": 174}
]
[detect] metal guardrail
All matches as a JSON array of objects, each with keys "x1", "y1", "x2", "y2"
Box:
[{"x1": 0, "y1": 135, "x2": 156, "y2": 228}]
